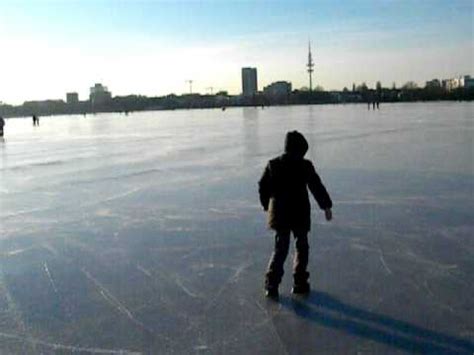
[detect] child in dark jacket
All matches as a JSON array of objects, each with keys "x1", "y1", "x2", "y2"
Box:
[{"x1": 259, "y1": 131, "x2": 332, "y2": 299}]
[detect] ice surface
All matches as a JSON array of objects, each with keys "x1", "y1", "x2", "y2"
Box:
[{"x1": 0, "y1": 103, "x2": 473, "y2": 354}]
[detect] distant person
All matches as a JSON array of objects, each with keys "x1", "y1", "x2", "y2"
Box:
[
  {"x1": 376, "y1": 100, "x2": 380, "y2": 109},
  {"x1": 372, "y1": 101, "x2": 376, "y2": 110},
  {"x1": 32, "y1": 115, "x2": 39, "y2": 126},
  {"x1": 258, "y1": 131, "x2": 333, "y2": 299},
  {"x1": 0, "y1": 116, "x2": 4, "y2": 137}
]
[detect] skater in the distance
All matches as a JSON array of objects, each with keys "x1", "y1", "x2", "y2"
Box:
[
  {"x1": 0, "y1": 116, "x2": 4, "y2": 137},
  {"x1": 258, "y1": 131, "x2": 333, "y2": 299}
]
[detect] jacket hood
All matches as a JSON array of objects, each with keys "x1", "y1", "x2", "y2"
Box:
[{"x1": 284, "y1": 131, "x2": 308, "y2": 158}]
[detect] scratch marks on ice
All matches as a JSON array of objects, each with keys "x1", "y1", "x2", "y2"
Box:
[
  {"x1": 81, "y1": 268, "x2": 154, "y2": 335},
  {"x1": 43, "y1": 262, "x2": 58, "y2": 294},
  {"x1": 0, "y1": 331, "x2": 142, "y2": 354},
  {"x1": 135, "y1": 263, "x2": 152, "y2": 278},
  {"x1": 0, "y1": 269, "x2": 37, "y2": 353},
  {"x1": 204, "y1": 261, "x2": 253, "y2": 312},
  {"x1": 377, "y1": 247, "x2": 393, "y2": 275},
  {"x1": 174, "y1": 277, "x2": 201, "y2": 299}
]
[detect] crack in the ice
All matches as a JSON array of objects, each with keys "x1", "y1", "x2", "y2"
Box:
[
  {"x1": 423, "y1": 279, "x2": 455, "y2": 314},
  {"x1": 204, "y1": 301, "x2": 278, "y2": 353},
  {"x1": 42, "y1": 242, "x2": 59, "y2": 256},
  {"x1": 204, "y1": 261, "x2": 253, "y2": 312},
  {"x1": 174, "y1": 277, "x2": 201, "y2": 299},
  {"x1": 136, "y1": 263, "x2": 152, "y2": 278},
  {"x1": 136, "y1": 267, "x2": 197, "y2": 325},
  {"x1": 0, "y1": 269, "x2": 37, "y2": 353},
  {"x1": 254, "y1": 300, "x2": 289, "y2": 355},
  {"x1": 377, "y1": 248, "x2": 393, "y2": 275},
  {"x1": 0, "y1": 331, "x2": 142, "y2": 354},
  {"x1": 81, "y1": 268, "x2": 155, "y2": 335},
  {"x1": 0, "y1": 247, "x2": 35, "y2": 257},
  {"x1": 43, "y1": 262, "x2": 58, "y2": 293}
]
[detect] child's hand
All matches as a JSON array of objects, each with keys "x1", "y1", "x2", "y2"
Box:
[{"x1": 324, "y1": 209, "x2": 332, "y2": 221}]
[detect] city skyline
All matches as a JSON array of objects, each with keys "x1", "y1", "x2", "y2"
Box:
[
  {"x1": 8, "y1": 69, "x2": 473, "y2": 107},
  {"x1": 0, "y1": 0, "x2": 472, "y2": 105}
]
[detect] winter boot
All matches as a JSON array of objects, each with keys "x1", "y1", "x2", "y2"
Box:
[
  {"x1": 291, "y1": 282, "x2": 310, "y2": 295},
  {"x1": 265, "y1": 287, "x2": 279, "y2": 300}
]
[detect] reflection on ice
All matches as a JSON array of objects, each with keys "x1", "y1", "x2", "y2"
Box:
[{"x1": 0, "y1": 103, "x2": 473, "y2": 353}]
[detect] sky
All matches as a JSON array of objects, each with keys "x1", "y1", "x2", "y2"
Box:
[{"x1": 0, "y1": 0, "x2": 472, "y2": 104}]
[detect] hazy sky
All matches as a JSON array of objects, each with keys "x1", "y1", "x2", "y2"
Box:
[{"x1": 0, "y1": 0, "x2": 472, "y2": 104}]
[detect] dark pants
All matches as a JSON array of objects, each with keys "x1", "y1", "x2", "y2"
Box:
[{"x1": 265, "y1": 229, "x2": 309, "y2": 289}]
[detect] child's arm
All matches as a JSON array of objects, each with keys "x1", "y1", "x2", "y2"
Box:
[
  {"x1": 258, "y1": 163, "x2": 272, "y2": 211},
  {"x1": 307, "y1": 162, "x2": 333, "y2": 218}
]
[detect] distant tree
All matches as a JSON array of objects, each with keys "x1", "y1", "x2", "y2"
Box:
[
  {"x1": 425, "y1": 79, "x2": 441, "y2": 89},
  {"x1": 402, "y1": 81, "x2": 418, "y2": 90},
  {"x1": 356, "y1": 82, "x2": 368, "y2": 92},
  {"x1": 352, "y1": 83, "x2": 356, "y2": 92},
  {"x1": 300, "y1": 86, "x2": 309, "y2": 92},
  {"x1": 216, "y1": 91, "x2": 228, "y2": 96},
  {"x1": 314, "y1": 85, "x2": 324, "y2": 92},
  {"x1": 392, "y1": 82, "x2": 397, "y2": 90},
  {"x1": 342, "y1": 87, "x2": 349, "y2": 92},
  {"x1": 376, "y1": 81, "x2": 382, "y2": 93}
]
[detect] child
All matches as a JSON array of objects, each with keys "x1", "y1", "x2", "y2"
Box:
[{"x1": 258, "y1": 131, "x2": 332, "y2": 299}]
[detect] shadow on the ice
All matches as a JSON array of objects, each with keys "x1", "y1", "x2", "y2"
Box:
[{"x1": 285, "y1": 291, "x2": 473, "y2": 354}]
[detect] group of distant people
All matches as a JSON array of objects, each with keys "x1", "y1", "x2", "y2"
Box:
[
  {"x1": 0, "y1": 115, "x2": 41, "y2": 138},
  {"x1": 368, "y1": 100, "x2": 380, "y2": 110}
]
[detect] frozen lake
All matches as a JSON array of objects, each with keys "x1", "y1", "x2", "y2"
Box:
[{"x1": 0, "y1": 103, "x2": 473, "y2": 354}]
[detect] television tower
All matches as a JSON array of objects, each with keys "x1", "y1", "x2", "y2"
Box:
[
  {"x1": 307, "y1": 41, "x2": 314, "y2": 92},
  {"x1": 186, "y1": 80, "x2": 193, "y2": 94}
]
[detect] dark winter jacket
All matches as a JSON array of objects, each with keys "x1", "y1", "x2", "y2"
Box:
[{"x1": 258, "y1": 131, "x2": 332, "y2": 232}]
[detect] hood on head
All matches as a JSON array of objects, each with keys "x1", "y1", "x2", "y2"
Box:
[{"x1": 284, "y1": 130, "x2": 308, "y2": 158}]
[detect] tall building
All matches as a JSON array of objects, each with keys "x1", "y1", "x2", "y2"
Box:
[
  {"x1": 307, "y1": 41, "x2": 315, "y2": 92},
  {"x1": 464, "y1": 75, "x2": 474, "y2": 89},
  {"x1": 242, "y1": 67, "x2": 258, "y2": 96},
  {"x1": 442, "y1": 78, "x2": 461, "y2": 91},
  {"x1": 89, "y1": 83, "x2": 112, "y2": 104},
  {"x1": 441, "y1": 75, "x2": 474, "y2": 91},
  {"x1": 66, "y1": 92, "x2": 79, "y2": 104}
]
